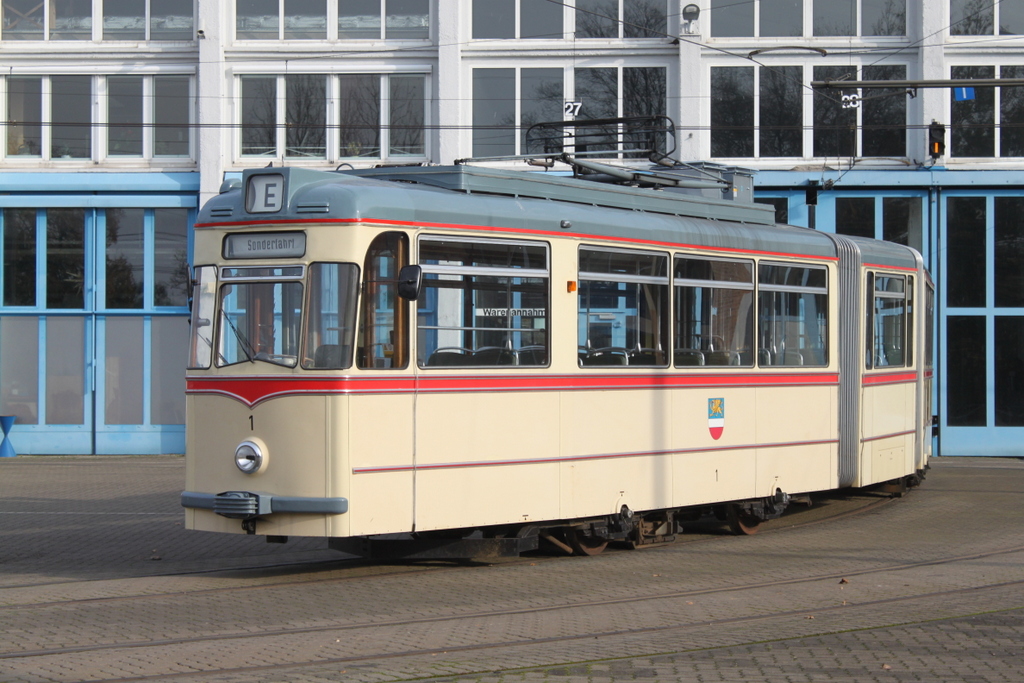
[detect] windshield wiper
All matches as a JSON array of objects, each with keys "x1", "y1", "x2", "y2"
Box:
[{"x1": 220, "y1": 310, "x2": 257, "y2": 363}]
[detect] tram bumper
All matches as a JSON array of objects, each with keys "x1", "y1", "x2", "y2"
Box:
[{"x1": 181, "y1": 491, "x2": 349, "y2": 520}]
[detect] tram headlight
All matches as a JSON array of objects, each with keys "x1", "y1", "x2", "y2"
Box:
[{"x1": 234, "y1": 440, "x2": 266, "y2": 474}]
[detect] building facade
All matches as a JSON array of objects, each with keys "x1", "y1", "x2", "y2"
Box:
[{"x1": 0, "y1": 0, "x2": 1020, "y2": 455}]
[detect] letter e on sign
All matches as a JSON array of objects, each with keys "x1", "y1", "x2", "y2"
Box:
[{"x1": 246, "y1": 174, "x2": 285, "y2": 213}]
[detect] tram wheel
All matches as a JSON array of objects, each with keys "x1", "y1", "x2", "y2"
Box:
[
  {"x1": 567, "y1": 527, "x2": 609, "y2": 556},
  {"x1": 726, "y1": 506, "x2": 762, "y2": 536}
]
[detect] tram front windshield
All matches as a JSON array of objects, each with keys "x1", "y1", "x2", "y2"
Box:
[{"x1": 200, "y1": 264, "x2": 359, "y2": 370}]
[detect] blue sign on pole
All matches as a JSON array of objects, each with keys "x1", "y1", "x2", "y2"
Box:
[{"x1": 954, "y1": 87, "x2": 976, "y2": 101}]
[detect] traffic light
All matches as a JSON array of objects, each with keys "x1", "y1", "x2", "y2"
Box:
[{"x1": 929, "y1": 122, "x2": 946, "y2": 159}]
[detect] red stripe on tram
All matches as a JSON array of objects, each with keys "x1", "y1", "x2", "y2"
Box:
[{"x1": 186, "y1": 372, "x2": 840, "y2": 408}]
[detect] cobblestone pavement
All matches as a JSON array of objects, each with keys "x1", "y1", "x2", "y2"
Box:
[{"x1": 0, "y1": 455, "x2": 1022, "y2": 683}]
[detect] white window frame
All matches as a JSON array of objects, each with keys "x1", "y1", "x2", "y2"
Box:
[
  {"x1": 232, "y1": 68, "x2": 431, "y2": 165},
  {"x1": 0, "y1": 71, "x2": 195, "y2": 165}
]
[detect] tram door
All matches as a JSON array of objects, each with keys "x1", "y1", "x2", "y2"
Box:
[{"x1": 351, "y1": 232, "x2": 416, "y2": 531}]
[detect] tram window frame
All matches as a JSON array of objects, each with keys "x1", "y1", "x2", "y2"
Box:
[
  {"x1": 866, "y1": 272, "x2": 911, "y2": 370},
  {"x1": 416, "y1": 235, "x2": 550, "y2": 368},
  {"x1": 578, "y1": 247, "x2": 669, "y2": 368},
  {"x1": 187, "y1": 265, "x2": 218, "y2": 370},
  {"x1": 215, "y1": 266, "x2": 305, "y2": 368},
  {"x1": 757, "y1": 262, "x2": 829, "y2": 367},
  {"x1": 302, "y1": 262, "x2": 361, "y2": 371},
  {"x1": 673, "y1": 255, "x2": 754, "y2": 368}
]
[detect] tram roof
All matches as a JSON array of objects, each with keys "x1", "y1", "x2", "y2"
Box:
[{"x1": 199, "y1": 166, "x2": 841, "y2": 259}]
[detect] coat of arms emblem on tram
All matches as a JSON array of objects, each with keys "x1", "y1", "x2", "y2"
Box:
[{"x1": 708, "y1": 398, "x2": 725, "y2": 440}]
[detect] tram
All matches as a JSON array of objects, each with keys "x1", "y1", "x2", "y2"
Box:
[{"x1": 182, "y1": 125, "x2": 932, "y2": 557}]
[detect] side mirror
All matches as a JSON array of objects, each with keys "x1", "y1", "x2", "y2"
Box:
[{"x1": 397, "y1": 265, "x2": 423, "y2": 301}]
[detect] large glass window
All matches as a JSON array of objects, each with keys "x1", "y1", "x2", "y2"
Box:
[
  {"x1": 217, "y1": 269, "x2": 304, "y2": 367},
  {"x1": 154, "y1": 208, "x2": 189, "y2": 306},
  {"x1": 6, "y1": 77, "x2": 41, "y2": 156},
  {"x1": 947, "y1": 315, "x2": 985, "y2": 426},
  {"x1": 390, "y1": 74, "x2": 425, "y2": 156},
  {"x1": 151, "y1": 316, "x2": 187, "y2": 423},
  {"x1": 154, "y1": 75, "x2": 191, "y2": 157},
  {"x1": 240, "y1": 73, "x2": 426, "y2": 161},
  {"x1": 52, "y1": 76, "x2": 91, "y2": 159},
  {"x1": 995, "y1": 197, "x2": 1024, "y2": 308},
  {"x1": 946, "y1": 196, "x2": 986, "y2": 308},
  {"x1": 418, "y1": 237, "x2": 549, "y2": 367},
  {"x1": 472, "y1": 67, "x2": 563, "y2": 157},
  {"x1": 51, "y1": 0, "x2": 91, "y2": 39},
  {"x1": 995, "y1": 317, "x2": 1024, "y2": 425},
  {"x1": 710, "y1": 66, "x2": 803, "y2": 159},
  {"x1": 2, "y1": 209, "x2": 36, "y2": 306},
  {"x1": 102, "y1": 0, "x2": 194, "y2": 39},
  {"x1": 951, "y1": 66, "x2": 995, "y2": 157},
  {"x1": 46, "y1": 317, "x2": 85, "y2": 424},
  {"x1": 579, "y1": 247, "x2": 668, "y2": 367},
  {"x1": 286, "y1": 74, "x2": 327, "y2": 158},
  {"x1": 946, "y1": 66, "x2": 1024, "y2": 159},
  {"x1": 303, "y1": 262, "x2": 360, "y2": 369},
  {"x1": 760, "y1": 66, "x2": 803, "y2": 157},
  {"x1": 0, "y1": 316, "x2": 39, "y2": 424},
  {"x1": 105, "y1": 317, "x2": 144, "y2": 425},
  {"x1": 338, "y1": 74, "x2": 380, "y2": 158},
  {"x1": 812, "y1": 65, "x2": 906, "y2": 159},
  {"x1": 757, "y1": 263, "x2": 828, "y2": 367},
  {"x1": 834, "y1": 195, "x2": 923, "y2": 254},
  {"x1": 951, "y1": 0, "x2": 1023, "y2": 36},
  {"x1": 338, "y1": 0, "x2": 428, "y2": 39},
  {"x1": 0, "y1": 0, "x2": 193, "y2": 40},
  {"x1": 46, "y1": 209, "x2": 86, "y2": 309},
  {"x1": 240, "y1": 75, "x2": 277, "y2": 157},
  {"x1": 674, "y1": 256, "x2": 754, "y2": 367},
  {"x1": 711, "y1": 0, "x2": 903, "y2": 37},
  {"x1": 3, "y1": 74, "x2": 193, "y2": 162},
  {"x1": 108, "y1": 76, "x2": 144, "y2": 157},
  {"x1": 2, "y1": 0, "x2": 44, "y2": 39},
  {"x1": 106, "y1": 208, "x2": 145, "y2": 308},
  {"x1": 470, "y1": 66, "x2": 665, "y2": 158},
  {"x1": 710, "y1": 67, "x2": 754, "y2": 158},
  {"x1": 472, "y1": 0, "x2": 563, "y2": 39},
  {"x1": 575, "y1": 0, "x2": 667, "y2": 38}
]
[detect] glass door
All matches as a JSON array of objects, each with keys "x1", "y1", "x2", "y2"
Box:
[
  {"x1": 941, "y1": 193, "x2": 1024, "y2": 456},
  {"x1": 1, "y1": 205, "x2": 191, "y2": 454}
]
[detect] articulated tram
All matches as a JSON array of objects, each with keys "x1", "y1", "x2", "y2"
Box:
[{"x1": 182, "y1": 159, "x2": 933, "y2": 557}]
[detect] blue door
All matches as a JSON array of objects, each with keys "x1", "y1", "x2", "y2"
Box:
[{"x1": 0, "y1": 204, "x2": 192, "y2": 454}]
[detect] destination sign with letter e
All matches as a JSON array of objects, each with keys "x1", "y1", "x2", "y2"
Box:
[{"x1": 246, "y1": 174, "x2": 285, "y2": 213}]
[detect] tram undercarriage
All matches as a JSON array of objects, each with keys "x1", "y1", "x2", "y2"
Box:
[{"x1": 322, "y1": 474, "x2": 924, "y2": 560}]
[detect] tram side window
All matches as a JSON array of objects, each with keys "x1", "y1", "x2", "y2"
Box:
[
  {"x1": 357, "y1": 232, "x2": 409, "y2": 369},
  {"x1": 417, "y1": 237, "x2": 549, "y2": 367},
  {"x1": 758, "y1": 263, "x2": 828, "y2": 367},
  {"x1": 579, "y1": 248, "x2": 669, "y2": 367},
  {"x1": 188, "y1": 265, "x2": 217, "y2": 370},
  {"x1": 674, "y1": 256, "x2": 754, "y2": 367},
  {"x1": 868, "y1": 273, "x2": 909, "y2": 369},
  {"x1": 217, "y1": 268, "x2": 304, "y2": 367},
  {"x1": 302, "y1": 263, "x2": 360, "y2": 370}
]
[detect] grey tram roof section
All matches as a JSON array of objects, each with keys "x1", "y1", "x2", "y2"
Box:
[{"x1": 198, "y1": 165, "x2": 913, "y2": 265}]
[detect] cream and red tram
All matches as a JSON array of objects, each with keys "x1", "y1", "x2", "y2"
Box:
[{"x1": 182, "y1": 162, "x2": 932, "y2": 557}]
